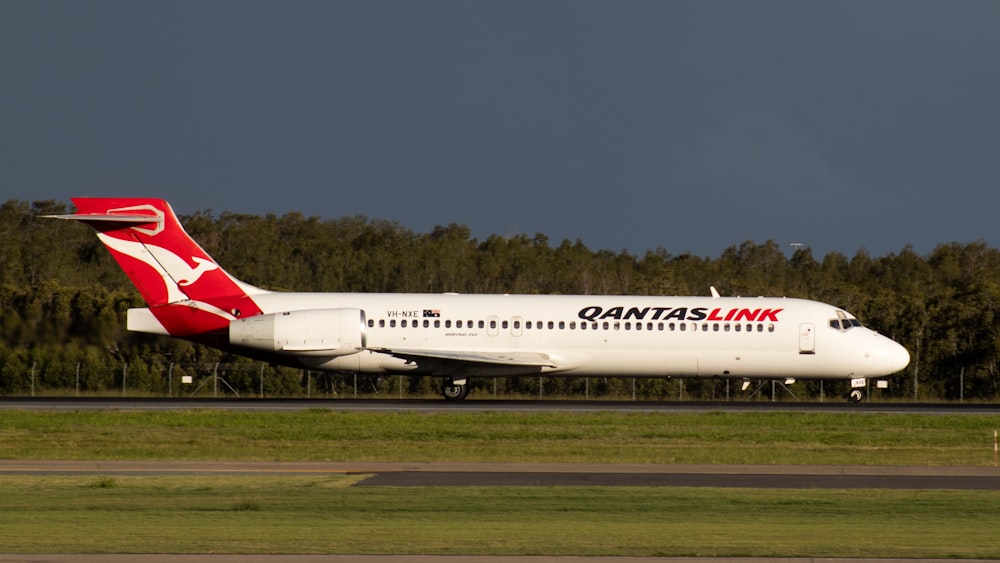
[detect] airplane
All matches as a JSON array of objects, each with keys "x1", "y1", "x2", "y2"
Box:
[{"x1": 47, "y1": 197, "x2": 910, "y2": 402}]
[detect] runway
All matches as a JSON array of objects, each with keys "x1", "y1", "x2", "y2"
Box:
[
  {"x1": 4, "y1": 396, "x2": 1000, "y2": 414},
  {"x1": 2, "y1": 460, "x2": 998, "y2": 489}
]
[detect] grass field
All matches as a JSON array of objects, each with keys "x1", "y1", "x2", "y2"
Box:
[
  {"x1": 0, "y1": 474, "x2": 998, "y2": 557},
  {"x1": 1, "y1": 408, "x2": 998, "y2": 556},
  {"x1": 1, "y1": 409, "x2": 998, "y2": 465}
]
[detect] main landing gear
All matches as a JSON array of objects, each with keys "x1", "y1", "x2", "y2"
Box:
[{"x1": 441, "y1": 378, "x2": 470, "y2": 401}]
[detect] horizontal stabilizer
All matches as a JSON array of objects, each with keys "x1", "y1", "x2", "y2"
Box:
[{"x1": 45, "y1": 212, "x2": 164, "y2": 224}]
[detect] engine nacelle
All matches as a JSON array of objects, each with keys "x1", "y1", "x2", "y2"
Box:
[{"x1": 229, "y1": 308, "x2": 367, "y2": 357}]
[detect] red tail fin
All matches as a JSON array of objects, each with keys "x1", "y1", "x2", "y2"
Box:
[{"x1": 49, "y1": 198, "x2": 265, "y2": 336}]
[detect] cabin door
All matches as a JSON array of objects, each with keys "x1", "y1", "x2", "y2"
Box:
[{"x1": 799, "y1": 323, "x2": 815, "y2": 354}]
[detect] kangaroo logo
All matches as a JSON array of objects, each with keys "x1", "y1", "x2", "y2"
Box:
[{"x1": 97, "y1": 233, "x2": 220, "y2": 303}]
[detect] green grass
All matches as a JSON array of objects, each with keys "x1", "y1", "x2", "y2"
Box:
[
  {"x1": 1, "y1": 409, "x2": 997, "y2": 465},
  {"x1": 2, "y1": 409, "x2": 998, "y2": 556},
  {"x1": 0, "y1": 474, "x2": 998, "y2": 557}
]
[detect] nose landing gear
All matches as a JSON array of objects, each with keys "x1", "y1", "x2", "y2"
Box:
[{"x1": 847, "y1": 377, "x2": 867, "y2": 403}]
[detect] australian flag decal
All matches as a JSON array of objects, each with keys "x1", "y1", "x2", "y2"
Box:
[{"x1": 423, "y1": 309, "x2": 441, "y2": 317}]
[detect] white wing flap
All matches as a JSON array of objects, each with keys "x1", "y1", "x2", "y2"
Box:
[{"x1": 370, "y1": 347, "x2": 558, "y2": 368}]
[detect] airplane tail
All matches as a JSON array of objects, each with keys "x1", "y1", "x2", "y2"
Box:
[{"x1": 48, "y1": 197, "x2": 266, "y2": 337}]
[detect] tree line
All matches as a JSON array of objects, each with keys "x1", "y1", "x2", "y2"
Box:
[{"x1": 2, "y1": 198, "x2": 998, "y2": 401}]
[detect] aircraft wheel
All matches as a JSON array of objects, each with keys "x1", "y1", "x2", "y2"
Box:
[
  {"x1": 442, "y1": 379, "x2": 470, "y2": 401},
  {"x1": 847, "y1": 389, "x2": 864, "y2": 403}
]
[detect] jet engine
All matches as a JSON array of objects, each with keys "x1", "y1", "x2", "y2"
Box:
[{"x1": 229, "y1": 308, "x2": 366, "y2": 357}]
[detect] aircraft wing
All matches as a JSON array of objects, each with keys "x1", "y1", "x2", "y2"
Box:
[{"x1": 368, "y1": 347, "x2": 558, "y2": 368}]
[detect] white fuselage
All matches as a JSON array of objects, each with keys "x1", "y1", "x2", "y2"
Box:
[{"x1": 228, "y1": 292, "x2": 910, "y2": 381}]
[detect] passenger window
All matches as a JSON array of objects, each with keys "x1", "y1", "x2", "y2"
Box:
[
  {"x1": 559, "y1": 321, "x2": 566, "y2": 329},
  {"x1": 401, "y1": 320, "x2": 408, "y2": 328},
  {"x1": 479, "y1": 320, "x2": 485, "y2": 329}
]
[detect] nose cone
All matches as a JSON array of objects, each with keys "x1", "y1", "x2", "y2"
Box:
[{"x1": 867, "y1": 335, "x2": 911, "y2": 376}]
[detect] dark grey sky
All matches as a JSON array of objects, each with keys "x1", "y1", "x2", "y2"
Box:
[{"x1": 3, "y1": 1, "x2": 999, "y2": 259}]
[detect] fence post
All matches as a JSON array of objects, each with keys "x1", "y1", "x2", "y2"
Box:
[{"x1": 960, "y1": 367, "x2": 964, "y2": 403}]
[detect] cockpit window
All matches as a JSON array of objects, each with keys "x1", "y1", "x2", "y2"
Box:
[{"x1": 830, "y1": 311, "x2": 864, "y2": 332}]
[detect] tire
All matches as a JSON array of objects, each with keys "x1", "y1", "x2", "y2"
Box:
[{"x1": 442, "y1": 380, "x2": 470, "y2": 401}]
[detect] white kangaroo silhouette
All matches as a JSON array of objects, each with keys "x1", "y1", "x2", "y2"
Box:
[{"x1": 97, "y1": 233, "x2": 219, "y2": 301}]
